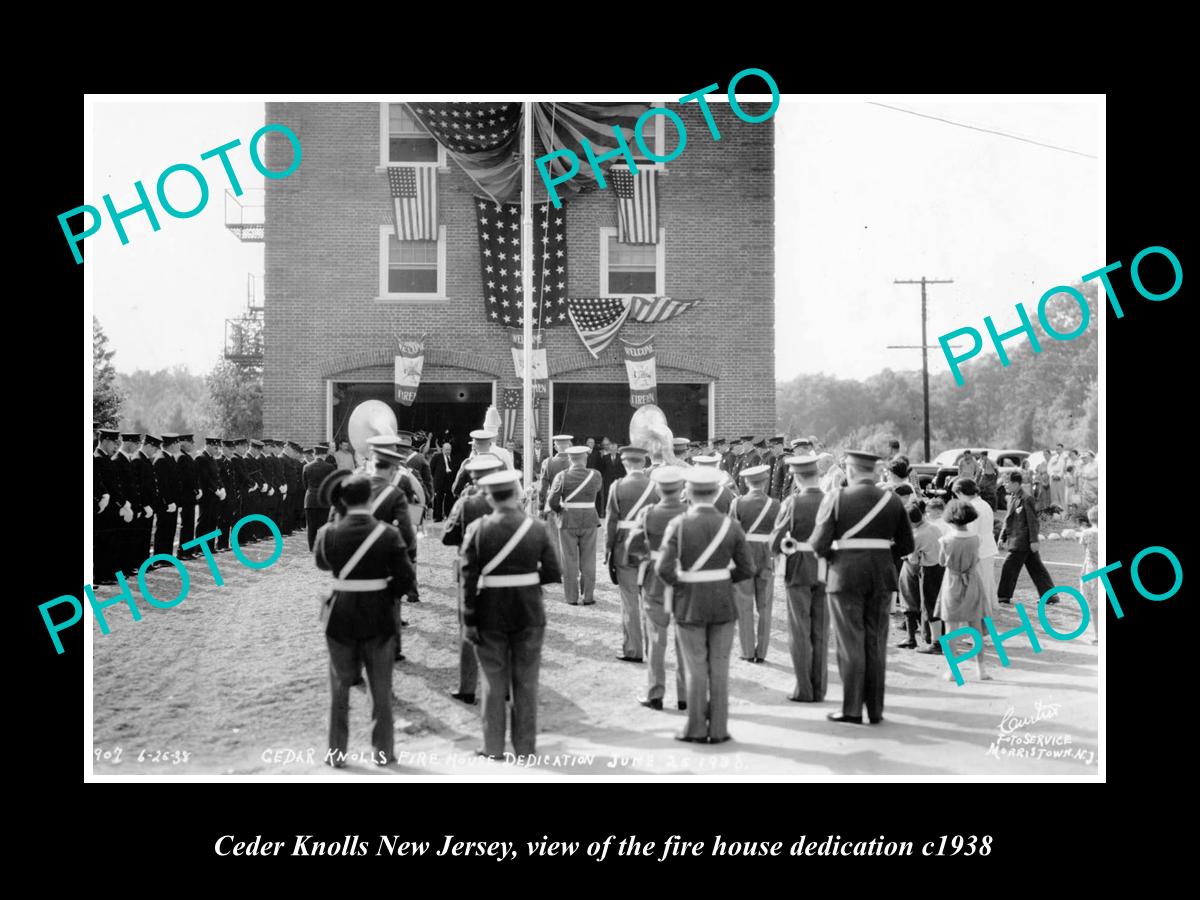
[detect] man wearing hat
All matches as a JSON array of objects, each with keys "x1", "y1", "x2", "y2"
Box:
[
  {"x1": 302, "y1": 443, "x2": 337, "y2": 551},
  {"x1": 113, "y1": 433, "x2": 144, "y2": 574},
  {"x1": 657, "y1": 467, "x2": 754, "y2": 743},
  {"x1": 461, "y1": 469, "x2": 562, "y2": 759},
  {"x1": 729, "y1": 463, "x2": 780, "y2": 663},
  {"x1": 195, "y1": 438, "x2": 226, "y2": 550},
  {"x1": 92, "y1": 428, "x2": 126, "y2": 583},
  {"x1": 605, "y1": 445, "x2": 659, "y2": 662},
  {"x1": 430, "y1": 440, "x2": 458, "y2": 522},
  {"x1": 817, "y1": 451, "x2": 846, "y2": 494},
  {"x1": 671, "y1": 436, "x2": 691, "y2": 465},
  {"x1": 265, "y1": 440, "x2": 290, "y2": 533},
  {"x1": 715, "y1": 438, "x2": 733, "y2": 473},
  {"x1": 395, "y1": 431, "x2": 433, "y2": 508},
  {"x1": 627, "y1": 466, "x2": 689, "y2": 711},
  {"x1": 215, "y1": 440, "x2": 242, "y2": 551},
  {"x1": 452, "y1": 429, "x2": 506, "y2": 497},
  {"x1": 369, "y1": 446, "x2": 420, "y2": 653},
  {"x1": 809, "y1": 450, "x2": 915, "y2": 724},
  {"x1": 764, "y1": 435, "x2": 788, "y2": 501},
  {"x1": 690, "y1": 455, "x2": 736, "y2": 513},
  {"x1": 151, "y1": 434, "x2": 181, "y2": 559},
  {"x1": 174, "y1": 434, "x2": 200, "y2": 557},
  {"x1": 313, "y1": 471, "x2": 417, "y2": 767},
  {"x1": 442, "y1": 454, "x2": 506, "y2": 704},
  {"x1": 548, "y1": 445, "x2": 603, "y2": 605},
  {"x1": 539, "y1": 434, "x2": 573, "y2": 558},
  {"x1": 128, "y1": 435, "x2": 159, "y2": 562},
  {"x1": 770, "y1": 454, "x2": 829, "y2": 702},
  {"x1": 728, "y1": 435, "x2": 755, "y2": 487},
  {"x1": 243, "y1": 439, "x2": 269, "y2": 542}
]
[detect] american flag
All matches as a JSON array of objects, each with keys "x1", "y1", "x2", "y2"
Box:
[
  {"x1": 477, "y1": 197, "x2": 569, "y2": 329},
  {"x1": 388, "y1": 166, "x2": 437, "y2": 241},
  {"x1": 499, "y1": 388, "x2": 521, "y2": 445},
  {"x1": 567, "y1": 297, "x2": 632, "y2": 358},
  {"x1": 630, "y1": 295, "x2": 702, "y2": 323},
  {"x1": 611, "y1": 167, "x2": 658, "y2": 244},
  {"x1": 406, "y1": 103, "x2": 522, "y2": 152}
]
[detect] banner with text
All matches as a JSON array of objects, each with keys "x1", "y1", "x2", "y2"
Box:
[
  {"x1": 394, "y1": 336, "x2": 426, "y2": 406},
  {"x1": 622, "y1": 335, "x2": 657, "y2": 407},
  {"x1": 509, "y1": 330, "x2": 549, "y2": 397}
]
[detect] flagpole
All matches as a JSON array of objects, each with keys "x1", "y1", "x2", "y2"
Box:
[{"x1": 521, "y1": 101, "x2": 534, "y2": 505}]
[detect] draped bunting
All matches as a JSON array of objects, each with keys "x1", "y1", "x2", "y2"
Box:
[{"x1": 622, "y1": 335, "x2": 657, "y2": 407}]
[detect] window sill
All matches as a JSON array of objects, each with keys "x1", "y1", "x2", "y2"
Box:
[
  {"x1": 374, "y1": 295, "x2": 450, "y2": 304},
  {"x1": 375, "y1": 164, "x2": 451, "y2": 174}
]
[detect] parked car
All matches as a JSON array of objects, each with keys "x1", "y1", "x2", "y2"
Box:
[{"x1": 926, "y1": 448, "x2": 1031, "y2": 506}]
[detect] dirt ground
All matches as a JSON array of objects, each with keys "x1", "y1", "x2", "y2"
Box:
[{"x1": 91, "y1": 522, "x2": 1099, "y2": 778}]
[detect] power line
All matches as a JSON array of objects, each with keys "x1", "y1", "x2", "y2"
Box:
[{"x1": 867, "y1": 101, "x2": 1098, "y2": 160}]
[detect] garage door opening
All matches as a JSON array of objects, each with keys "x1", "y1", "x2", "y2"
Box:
[
  {"x1": 552, "y1": 382, "x2": 709, "y2": 445},
  {"x1": 331, "y1": 381, "x2": 493, "y2": 456}
]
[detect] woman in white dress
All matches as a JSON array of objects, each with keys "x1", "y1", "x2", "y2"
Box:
[{"x1": 952, "y1": 477, "x2": 998, "y2": 615}]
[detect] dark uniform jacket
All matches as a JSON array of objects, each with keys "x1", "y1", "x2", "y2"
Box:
[
  {"x1": 365, "y1": 475, "x2": 417, "y2": 561},
  {"x1": 605, "y1": 472, "x2": 658, "y2": 566},
  {"x1": 548, "y1": 465, "x2": 602, "y2": 529},
  {"x1": 451, "y1": 450, "x2": 505, "y2": 497},
  {"x1": 176, "y1": 452, "x2": 198, "y2": 506},
  {"x1": 441, "y1": 488, "x2": 492, "y2": 547},
  {"x1": 627, "y1": 497, "x2": 688, "y2": 601},
  {"x1": 196, "y1": 450, "x2": 222, "y2": 508},
  {"x1": 244, "y1": 452, "x2": 266, "y2": 492},
  {"x1": 809, "y1": 477, "x2": 915, "y2": 595},
  {"x1": 93, "y1": 449, "x2": 123, "y2": 508},
  {"x1": 134, "y1": 451, "x2": 159, "y2": 514},
  {"x1": 656, "y1": 505, "x2": 754, "y2": 624},
  {"x1": 728, "y1": 489, "x2": 779, "y2": 569},
  {"x1": 769, "y1": 486, "x2": 825, "y2": 587},
  {"x1": 314, "y1": 512, "x2": 415, "y2": 643},
  {"x1": 999, "y1": 488, "x2": 1040, "y2": 550},
  {"x1": 114, "y1": 452, "x2": 139, "y2": 508},
  {"x1": 303, "y1": 455, "x2": 337, "y2": 509},
  {"x1": 405, "y1": 450, "x2": 433, "y2": 501},
  {"x1": 539, "y1": 453, "x2": 569, "y2": 511},
  {"x1": 461, "y1": 508, "x2": 562, "y2": 632}
]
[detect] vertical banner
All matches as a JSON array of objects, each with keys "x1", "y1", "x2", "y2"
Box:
[
  {"x1": 509, "y1": 329, "x2": 549, "y2": 396},
  {"x1": 499, "y1": 388, "x2": 521, "y2": 445},
  {"x1": 394, "y1": 335, "x2": 426, "y2": 406},
  {"x1": 622, "y1": 335, "x2": 657, "y2": 407}
]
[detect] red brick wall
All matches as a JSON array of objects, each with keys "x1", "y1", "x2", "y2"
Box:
[{"x1": 263, "y1": 101, "x2": 774, "y2": 442}]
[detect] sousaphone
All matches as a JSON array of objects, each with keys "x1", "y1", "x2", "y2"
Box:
[{"x1": 629, "y1": 404, "x2": 680, "y2": 467}]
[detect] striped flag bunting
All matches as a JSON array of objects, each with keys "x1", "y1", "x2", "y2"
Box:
[
  {"x1": 629, "y1": 296, "x2": 702, "y2": 323},
  {"x1": 612, "y1": 167, "x2": 658, "y2": 244},
  {"x1": 388, "y1": 166, "x2": 438, "y2": 241},
  {"x1": 566, "y1": 297, "x2": 632, "y2": 358}
]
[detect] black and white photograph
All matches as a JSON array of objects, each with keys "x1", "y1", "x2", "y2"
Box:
[{"x1": 84, "y1": 91, "x2": 1102, "y2": 780}]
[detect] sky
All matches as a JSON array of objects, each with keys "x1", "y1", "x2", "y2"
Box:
[{"x1": 89, "y1": 98, "x2": 1100, "y2": 382}]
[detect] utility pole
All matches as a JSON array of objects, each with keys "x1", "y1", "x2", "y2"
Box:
[{"x1": 890, "y1": 277, "x2": 953, "y2": 462}]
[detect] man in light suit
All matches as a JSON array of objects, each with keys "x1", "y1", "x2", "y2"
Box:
[
  {"x1": 605, "y1": 446, "x2": 658, "y2": 663},
  {"x1": 547, "y1": 446, "x2": 603, "y2": 605}
]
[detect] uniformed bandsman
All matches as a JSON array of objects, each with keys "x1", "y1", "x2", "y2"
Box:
[
  {"x1": 367, "y1": 447, "x2": 420, "y2": 659},
  {"x1": 313, "y1": 471, "x2": 417, "y2": 767},
  {"x1": 283, "y1": 441, "x2": 306, "y2": 534},
  {"x1": 175, "y1": 433, "x2": 200, "y2": 557},
  {"x1": 151, "y1": 434, "x2": 181, "y2": 560},
  {"x1": 441, "y1": 454, "x2": 505, "y2": 705},
  {"x1": 763, "y1": 435, "x2": 788, "y2": 500},
  {"x1": 113, "y1": 433, "x2": 143, "y2": 574},
  {"x1": 461, "y1": 469, "x2": 562, "y2": 759},
  {"x1": 716, "y1": 438, "x2": 733, "y2": 474},
  {"x1": 195, "y1": 437, "x2": 226, "y2": 551},
  {"x1": 626, "y1": 465, "x2": 689, "y2": 711},
  {"x1": 605, "y1": 445, "x2": 658, "y2": 663},
  {"x1": 671, "y1": 437, "x2": 691, "y2": 464},
  {"x1": 396, "y1": 430, "x2": 434, "y2": 507},
  {"x1": 547, "y1": 445, "x2": 602, "y2": 605},
  {"x1": 769, "y1": 454, "x2": 829, "y2": 702},
  {"x1": 809, "y1": 449, "x2": 915, "y2": 724},
  {"x1": 243, "y1": 439, "x2": 268, "y2": 542},
  {"x1": 656, "y1": 466, "x2": 754, "y2": 744},
  {"x1": 689, "y1": 454, "x2": 737, "y2": 513},
  {"x1": 539, "y1": 434, "x2": 573, "y2": 555},
  {"x1": 451, "y1": 429, "x2": 508, "y2": 497},
  {"x1": 92, "y1": 429, "x2": 127, "y2": 584},
  {"x1": 729, "y1": 464, "x2": 779, "y2": 663}
]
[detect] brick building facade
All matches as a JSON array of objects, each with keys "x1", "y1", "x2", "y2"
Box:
[{"x1": 261, "y1": 101, "x2": 774, "y2": 450}]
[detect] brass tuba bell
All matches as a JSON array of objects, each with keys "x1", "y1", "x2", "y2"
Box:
[
  {"x1": 347, "y1": 399, "x2": 398, "y2": 461},
  {"x1": 629, "y1": 404, "x2": 679, "y2": 466}
]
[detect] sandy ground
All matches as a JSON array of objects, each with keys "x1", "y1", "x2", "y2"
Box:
[{"x1": 92, "y1": 522, "x2": 1098, "y2": 778}]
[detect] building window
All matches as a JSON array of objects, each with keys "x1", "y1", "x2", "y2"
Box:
[
  {"x1": 379, "y1": 103, "x2": 445, "y2": 167},
  {"x1": 625, "y1": 101, "x2": 666, "y2": 165},
  {"x1": 378, "y1": 225, "x2": 447, "y2": 301},
  {"x1": 599, "y1": 226, "x2": 665, "y2": 296}
]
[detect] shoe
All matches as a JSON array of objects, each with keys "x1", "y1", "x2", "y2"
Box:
[
  {"x1": 740, "y1": 656, "x2": 754, "y2": 662},
  {"x1": 916, "y1": 644, "x2": 942, "y2": 654},
  {"x1": 375, "y1": 753, "x2": 393, "y2": 766},
  {"x1": 754, "y1": 656, "x2": 766, "y2": 663},
  {"x1": 394, "y1": 653, "x2": 406, "y2": 662},
  {"x1": 674, "y1": 733, "x2": 705, "y2": 743},
  {"x1": 707, "y1": 735, "x2": 732, "y2": 744},
  {"x1": 677, "y1": 702, "x2": 688, "y2": 711},
  {"x1": 582, "y1": 600, "x2": 596, "y2": 606},
  {"x1": 326, "y1": 757, "x2": 346, "y2": 769},
  {"x1": 638, "y1": 697, "x2": 663, "y2": 710},
  {"x1": 475, "y1": 750, "x2": 500, "y2": 760},
  {"x1": 998, "y1": 598, "x2": 1012, "y2": 605},
  {"x1": 896, "y1": 639, "x2": 917, "y2": 649},
  {"x1": 868, "y1": 716, "x2": 885, "y2": 725},
  {"x1": 351, "y1": 676, "x2": 365, "y2": 687},
  {"x1": 826, "y1": 712, "x2": 863, "y2": 724},
  {"x1": 616, "y1": 655, "x2": 644, "y2": 663},
  {"x1": 450, "y1": 692, "x2": 476, "y2": 704},
  {"x1": 1045, "y1": 597, "x2": 1059, "y2": 605},
  {"x1": 566, "y1": 601, "x2": 580, "y2": 606},
  {"x1": 787, "y1": 695, "x2": 815, "y2": 703},
  {"x1": 400, "y1": 620, "x2": 409, "y2": 627}
]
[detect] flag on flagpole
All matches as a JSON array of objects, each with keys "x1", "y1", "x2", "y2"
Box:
[
  {"x1": 611, "y1": 167, "x2": 658, "y2": 244},
  {"x1": 388, "y1": 167, "x2": 437, "y2": 240},
  {"x1": 566, "y1": 297, "x2": 632, "y2": 358},
  {"x1": 629, "y1": 295, "x2": 702, "y2": 323}
]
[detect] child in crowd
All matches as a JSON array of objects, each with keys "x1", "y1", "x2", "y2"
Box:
[
  {"x1": 1079, "y1": 506, "x2": 1099, "y2": 644},
  {"x1": 934, "y1": 499, "x2": 992, "y2": 682},
  {"x1": 899, "y1": 501, "x2": 943, "y2": 651},
  {"x1": 926, "y1": 497, "x2": 950, "y2": 537}
]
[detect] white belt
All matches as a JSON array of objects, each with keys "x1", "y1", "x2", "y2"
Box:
[
  {"x1": 562, "y1": 502, "x2": 595, "y2": 509},
  {"x1": 331, "y1": 578, "x2": 389, "y2": 591},
  {"x1": 832, "y1": 538, "x2": 892, "y2": 550},
  {"x1": 676, "y1": 569, "x2": 731, "y2": 583},
  {"x1": 649, "y1": 549, "x2": 663, "y2": 561},
  {"x1": 746, "y1": 533, "x2": 771, "y2": 543},
  {"x1": 616, "y1": 520, "x2": 636, "y2": 529},
  {"x1": 478, "y1": 572, "x2": 540, "y2": 588}
]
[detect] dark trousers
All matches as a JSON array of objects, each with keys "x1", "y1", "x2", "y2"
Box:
[
  {"x1": 786, "y1": 583, "x2": 828, "y2": 702},
  {"x1": 920, "y1": 564, "x2": 944, "y2": 642},
  {"x1": 92, "y1": 512, "x2": 117, "y2": 581},
  {"x1": 132, "y1": 516, "x2": 154, "y2": 568},
  {"x1": 828, "y1": 587, "x2": 891, "y2": 721},
  {"x1": 326, "y1": 633, "x2": 395, "y2": 762},
  {"x1": 153, "y1": 510, "x2": 178, "y2": 558},
  {"x1": 196, "y1": 500, "x2": 220, "y2": 545},
  {"x1": 998, "y1": 548, "x2": 1056, "y2": 601},
  {"x1": 216, "y1": 498, "x2": 238, "y2": 550},
  {"x1": 178, "y1": 504, "x2": 197, "y2": 554},
  {"x1": 899, "y1": 561, "x2": 922, "y2": 641},
  {"x1": 305, "y1": 507, "x2": 328, "y2": 551},
  {"x1": 474, "y1": 626, "x2": 545, "y2": 757},
  {"x1": 433, "y1": 488, "x2": 453, "y2": 521}
]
